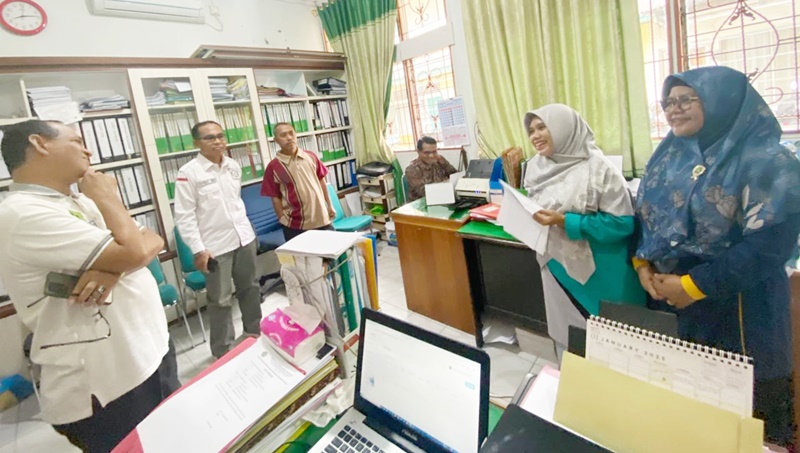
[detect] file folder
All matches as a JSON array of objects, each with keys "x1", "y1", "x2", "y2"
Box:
[{"x1": 553, "y1": 353, "x2": 763, "y2": 453}]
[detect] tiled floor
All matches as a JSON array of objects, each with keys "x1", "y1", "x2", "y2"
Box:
[{"x1": 0, "y1": 241, "x2": 557, "y2": 452}]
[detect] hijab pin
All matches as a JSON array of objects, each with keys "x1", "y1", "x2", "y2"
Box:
[{"x1": 691, "y1": 165, "x2": 706, "y2": 181}]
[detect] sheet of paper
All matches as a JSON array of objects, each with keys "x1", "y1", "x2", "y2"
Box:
[
  {"x1": 497, "y1": 180, "x2": 549, "y2": 254},
  {"x1": 277, "y1": 230, "x2": 363, "y2": 258},
  {"x1": 137, "y1": 338, "x2": 305, "y2": 452},
  {"x1": 34, "y1": 101, "x2": 82, "y2": 124},
  {"x1": 450, "y1": 171, "x2": 465, "y2": 187},
  {"x1": 425, "y1": 182, "x2": 455, "y2": 205}
]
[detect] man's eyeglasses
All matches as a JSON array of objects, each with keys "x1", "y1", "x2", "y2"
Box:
[
  {"x1": 420, "y1": 150, "x2": 438, "y2": 156},
  {"x1": 660, "y1": 95, "x2": 700, "y2": 112},
  {"x1": 200, "y1": 133, "x2": 227, "y2": 142},
  {"x1": 40, "y1": 307, "x2": 111, "y2": 350}
]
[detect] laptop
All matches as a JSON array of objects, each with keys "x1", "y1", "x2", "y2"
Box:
[
  {"x1": 479, "y1": 404, "x2": 611, "y2": 452},
  {"x1": 309, "y1": 309, "x2": 491, "y2": 453}
]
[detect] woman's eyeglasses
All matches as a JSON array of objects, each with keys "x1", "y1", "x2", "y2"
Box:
[{"x1": 660, "y1": 95, "x2": 700, "y2": 112}]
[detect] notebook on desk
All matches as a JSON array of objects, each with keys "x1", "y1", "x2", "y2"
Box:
[{"x1": 308, "y1": 308, "x2": 491, "y2": 453}]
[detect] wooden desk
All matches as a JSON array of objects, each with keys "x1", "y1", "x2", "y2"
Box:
[
  {"x1": 392, "y1": 200, "x2": 475, "y2": 333},
  {"x1": 458, "y1": 221, "x2": 547, "y2": 347}
]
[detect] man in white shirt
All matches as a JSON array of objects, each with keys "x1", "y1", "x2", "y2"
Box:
[
  {"x1": 174, "y1": 121, "x2": 262, "y2": 359},
  {"x1": 0, "y1": 120, "x2": 177, "y2": 452}
]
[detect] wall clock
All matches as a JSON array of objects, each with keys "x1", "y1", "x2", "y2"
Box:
[{"x1": 0, "y1": 0, "x2": 47, "y2": 36}]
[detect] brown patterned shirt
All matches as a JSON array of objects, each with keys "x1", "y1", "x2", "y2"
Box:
[{"x1": 405, "y1": 156, "x2": 458, "y2": 202}]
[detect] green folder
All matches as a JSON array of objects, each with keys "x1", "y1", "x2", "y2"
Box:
[
  {"x1": 155, "y1": 137, "x2": 170, "y2": 155},
  {"x1": 337, "y1": 254, "x2": 358, "y2": 332}
]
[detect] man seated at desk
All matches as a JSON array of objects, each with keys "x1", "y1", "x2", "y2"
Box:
[{"x1": 405, "y1": 136, "x2": 458, "y2": 202}]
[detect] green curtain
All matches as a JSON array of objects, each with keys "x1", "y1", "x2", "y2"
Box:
[
  {"x1": 318, "y1": 0, "x2": 397, "y2": 167},
  {"x1": 462, "y1": 0, "x2": 651, "y2": 177}
]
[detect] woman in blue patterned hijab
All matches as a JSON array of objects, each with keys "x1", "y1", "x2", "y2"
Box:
[{"x1": 634, "y1": 66, "x2": 800, "y2": 446}]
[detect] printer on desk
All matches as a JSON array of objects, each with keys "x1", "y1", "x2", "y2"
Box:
[{"x1": 455, "y1": 158, "x2": 505, "y2": 204}]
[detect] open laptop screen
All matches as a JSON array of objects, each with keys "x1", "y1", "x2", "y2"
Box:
[{"x1": 357, "y1": 311, "x2": 488, "y2": 453}]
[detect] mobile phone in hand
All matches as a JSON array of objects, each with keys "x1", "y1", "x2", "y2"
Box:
[
  {"x1": 207, "y1": 257, "x2": 219, "y2": 273},
  {"x1": 44, "y1": 272, "x2": 80, "y2": 299}
]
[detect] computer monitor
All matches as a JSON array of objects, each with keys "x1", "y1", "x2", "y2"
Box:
[{"x1": 355, "y1": 309, "x2": 491, "y2": 453}]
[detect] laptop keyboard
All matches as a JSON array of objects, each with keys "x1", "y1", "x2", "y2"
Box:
[{"x1": 324, "y1": 424, "x2": 385, "y2": 453}]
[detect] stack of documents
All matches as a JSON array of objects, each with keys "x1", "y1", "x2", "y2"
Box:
[
  {"x1": 145, "y1": 91, "x2": 166, "y2": 107},
  {"x1": 313, "y1": 77, "x2": 346, "y2": 95},
  {"x1": 79, "y1": 95, "x2": 130, "y2": 112},
  {"x1": 209, "y1": 77, "x2": 234, "y2": 102},
  {"x1": 497, "y1": 181, "x2": 549, "y2": 253},
  {"x1": 227, "y1": 77, "x2": 249, "y2": 100},
  {"x1": 27, "y1": 86, "x2": 73, "y2": 109},
  {"x1": 27, "y1": 86, "x2": 81, "y2": 123},
  {"x1": 159, "y1": 79, "x2": 194, "y2": 104},
  {"x1": 130, "y1": 337, "x2": 339, "y2": 453}
]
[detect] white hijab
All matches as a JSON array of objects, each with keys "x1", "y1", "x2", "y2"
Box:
[{"x1": 523, "y1": 104, "x2": 632, "y2": 284}]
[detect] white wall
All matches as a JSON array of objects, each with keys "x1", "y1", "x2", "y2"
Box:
[{"x1": 0, "y1": 0, "x2": 325, "y2": 58}]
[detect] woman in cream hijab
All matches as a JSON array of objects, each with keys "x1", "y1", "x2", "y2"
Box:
[{"x1": 523, "y1": 103, "x2": 645, "y2": 358}]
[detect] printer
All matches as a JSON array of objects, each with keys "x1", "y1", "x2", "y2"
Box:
[{"x1": 455, "y1": 159, "x2": 495, "y2": 203}]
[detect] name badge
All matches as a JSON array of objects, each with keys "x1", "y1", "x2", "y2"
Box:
[{"x1": 197, "y1": 178, "x2": 215, "y2": 188}]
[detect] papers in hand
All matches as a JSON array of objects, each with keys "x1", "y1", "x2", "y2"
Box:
[{"x1": 497, "y1": 180, "x2": 549, "y2": 253}]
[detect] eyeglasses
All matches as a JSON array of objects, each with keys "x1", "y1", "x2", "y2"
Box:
[
  {"x1": 660, "y1": 95, "x2": 700, "y2": 112},
  {"x1": 40, "y1": 307, "x2": 111, "y2": 350},
  {"x1": 200, "y1": 133, "x2": 227, "y2": 142},
  {"x1": 420, "y1": 150, "x2": 438, "y2": 156}
]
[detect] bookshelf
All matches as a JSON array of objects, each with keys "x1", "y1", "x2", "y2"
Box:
[
  {"x1": 0, "y1": 53, "x2": 350, "y2": 315},
  {"x1": 254, "y1": 69, "x2": 357, "y2": 194}
]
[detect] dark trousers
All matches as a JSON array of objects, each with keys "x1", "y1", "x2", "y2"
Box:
[
  {"x1": 282, "y1": 223, "x2": 334, "y2": 241},
  {"x1": 53, "y1": 340, "x2": 181, "y2": 453},
  {"x1": 754, "y1": 374, "x2": 795, "y2": 448}
]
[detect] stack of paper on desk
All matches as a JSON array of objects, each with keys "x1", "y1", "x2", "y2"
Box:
[
  {"x1": 129, "y1": 337, "x2": 336, "y2": 453},
  {"x1": 497, "y1": 180, "x2": 549, "y2": 253}
]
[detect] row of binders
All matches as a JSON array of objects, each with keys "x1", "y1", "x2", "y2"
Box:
[
  {"x1": 262, "y1": 102, "x2": 309, "y2": 136},
  {"x1": 78, "y1": 116, "x2": 141, "y2": 164},
  {"x1": 150, "y1": 110, "x2": 199, "y2": 155},
  {"x1": 317, "y1": 130, "x2": 352, "y2": 162},
  {"x1": 133, "y1": 210, "x2": 159, "y2": 234},
  {"x1": 215, "y1": 105, "x2": 257, "y2": 143},
  {"x1": 109, "y1": 164, "x2": 153, "y2": 210},
  {"x1": 161, "y1": 146, "x2": 264, "y2": 199},
  {"x1": 326, "y1": 159, "x2": 358, "y2": 192},
  {"x1": 311, "y1": 99, "x2": 349, "y2": 130}
]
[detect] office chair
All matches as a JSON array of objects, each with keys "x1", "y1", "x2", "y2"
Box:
[
  {"x1": 146, "y1": 257, "x2": 199, "y2": 348},
  {"x1": 326, "y1": 183, "x2": 373, "y2": 232},
  {"x1": 173, "y1": 227, "x2": 208, "y2": 344}
]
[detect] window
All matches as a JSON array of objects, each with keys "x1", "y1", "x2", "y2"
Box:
[
  {"x1": 385, "y1": 0, "x2": 456, "y2": 152},
  {"x1": 639, "y1": 0, "x2": 800, "y2": 137}
]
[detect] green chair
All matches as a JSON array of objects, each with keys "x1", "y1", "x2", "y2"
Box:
[
  {"x1": 326, "y1": 183, "x2": 373, "y2": 232},
  {"x1": 173, "y1": 227, "x2": 208, "y2": 344},
  {"x1": 146, "y1": 258, "x2": 198, "y2": 348}
]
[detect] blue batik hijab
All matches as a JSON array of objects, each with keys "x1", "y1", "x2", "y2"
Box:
[{"x1": 636, "y1": 66, "x2": 800, "y2": 271}]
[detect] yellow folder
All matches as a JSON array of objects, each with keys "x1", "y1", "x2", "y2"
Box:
[{"x1": 553, "y1": 353, "x2": 763, "y2": 453}]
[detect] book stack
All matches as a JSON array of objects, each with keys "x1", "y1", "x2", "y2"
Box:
[
  {"x1": 227, "y1": 77, "x2": 249, "y2": 100},
  {"x1": 226, "y1": 352, "x2": 342, "y2": 452},
  {"x1": 26, "y1": 86, "x2": 73, "y2": 113},
  {"x1": 122, "y1": 337, "x2": 341, "y2": 453},
  {"x1": 313, "y1": 77, "x2": 346, "y2": 96},
  {"x1": 469, "y1": 202, "x2": 501, "y2": 221},
  {"x1": 209, "y1": 77, "x2": 234, "y2": 102},
  {"x1": 79, "y1": 95, "x2": 130, "y2": 112},
  {"x1": 276, "y1": 231, "x2": 379, "y2": 378},
  {"x1": 159, "y1": 79, "x2": 194, "y2": 104}
]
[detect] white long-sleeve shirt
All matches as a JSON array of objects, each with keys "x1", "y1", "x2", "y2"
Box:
[{"x1": 173, "y1": 154, "x2": 255, "y2": 256}]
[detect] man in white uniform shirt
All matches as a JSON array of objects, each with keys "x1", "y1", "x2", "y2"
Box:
[
  {"x1": 174, "y1": 121, "x2": 262, "y2": 359},
  {"x1": 0, "y1": 120, "x2": 177, "y2": 452}
]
